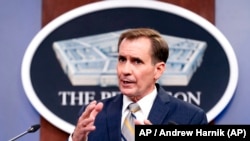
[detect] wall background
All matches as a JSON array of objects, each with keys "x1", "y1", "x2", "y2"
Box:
[{"x1": 0, "y1": 0, "x2": 249, "y2": 141}]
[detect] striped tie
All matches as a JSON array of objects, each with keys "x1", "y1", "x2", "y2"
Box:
[{"x1": 121, "y1": 103, "x2": 140, "y2": 141}]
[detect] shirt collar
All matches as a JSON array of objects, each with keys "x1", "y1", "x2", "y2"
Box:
[{"x1": 122, "y1": 86, "x2": 157, "y2": 116}]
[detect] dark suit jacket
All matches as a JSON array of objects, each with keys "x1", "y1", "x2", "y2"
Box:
[{"x1": 77, "y1": 83, "x2": 208, "y2": 141}]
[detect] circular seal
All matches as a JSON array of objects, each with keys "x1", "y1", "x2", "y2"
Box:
[{"x1": 21, "y1": 0, "x2": 238, "y2": 133}]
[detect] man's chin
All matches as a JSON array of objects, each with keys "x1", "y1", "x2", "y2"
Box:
[{"x1": 120, "y1": 89, "x2": 134, "y2": 97}]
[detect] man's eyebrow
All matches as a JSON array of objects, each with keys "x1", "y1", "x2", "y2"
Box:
[{"x1": 118, "y1": 55, "x2": 125, "y2": 58}]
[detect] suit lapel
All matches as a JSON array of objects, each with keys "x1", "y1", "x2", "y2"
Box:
[
  {"x1": 106, "y1": 95, "x2": 123, "y2": 141},
  {"x1": 148, "y1": 85, "x2": 171, "y2": 124}
]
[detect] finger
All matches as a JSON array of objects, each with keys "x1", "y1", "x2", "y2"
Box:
[
  {"x1": 134, "y1": 119, "x2": 144, "y2": 125},
  {"x1": 143, "y1": 119, "x2": 152, "y2": 125},
  {"x1": 80, "y1": 100, "x2": 97, "y2": 120},
  {"x1": 73, "y1": 101, "x2": 100, "y2": 141},
  {"x1": 90, "y1": 102, "x2": 103, "y2": 118},
  {"x1": 77, "y1": 101, "x2": 103, "y2": 129},
  {"x1": 80, "y1": 117, "x2": 95, "y2": 127},
  {"x1": 73, "y1": 120, "x2": 96, "y2": 141}
]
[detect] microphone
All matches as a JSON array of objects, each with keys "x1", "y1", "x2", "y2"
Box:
[{"x1": 8, "y1": 124, "x2": 40, "y2": 141}]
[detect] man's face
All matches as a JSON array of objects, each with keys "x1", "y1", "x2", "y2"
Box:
[{"x1": 117, "y1": 37, "x2": 160, "y2": 100}]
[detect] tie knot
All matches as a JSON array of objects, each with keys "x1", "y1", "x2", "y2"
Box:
[{"x1": 128, "y1": 103, "x2": 140, "y2": 113}]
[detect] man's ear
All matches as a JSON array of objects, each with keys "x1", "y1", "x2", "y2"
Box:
[{"x1": 154, "y1": 62, "x2": 166, "y2": 80}]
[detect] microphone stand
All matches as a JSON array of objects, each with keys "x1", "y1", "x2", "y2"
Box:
[
  {"x1": 8, "y1": 124, "x2": 40, "y2": 141},
  {"x1": 9, "y1": 130, "x2": 29, "y2": 141}
]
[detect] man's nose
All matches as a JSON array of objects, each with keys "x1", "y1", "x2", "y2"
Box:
[{"x1": 121, "y1": 62, "x2": 132, "y2": 74}]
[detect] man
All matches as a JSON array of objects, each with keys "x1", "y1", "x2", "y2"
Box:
[{"x1": 69, "y1": 28, "x2": 208, "y2": 141}]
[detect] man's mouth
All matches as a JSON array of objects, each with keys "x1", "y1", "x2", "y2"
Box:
[{"x1": 121, "y1": 79, "x2": 134, "y2": 85}]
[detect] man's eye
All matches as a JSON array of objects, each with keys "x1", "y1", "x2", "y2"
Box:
[
  {"x1": 118, "y1": 57, "x2": 125, "y2": 62},
  {"x1": 134, "y1": 59, "x2": 142, "y2": 64}
]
